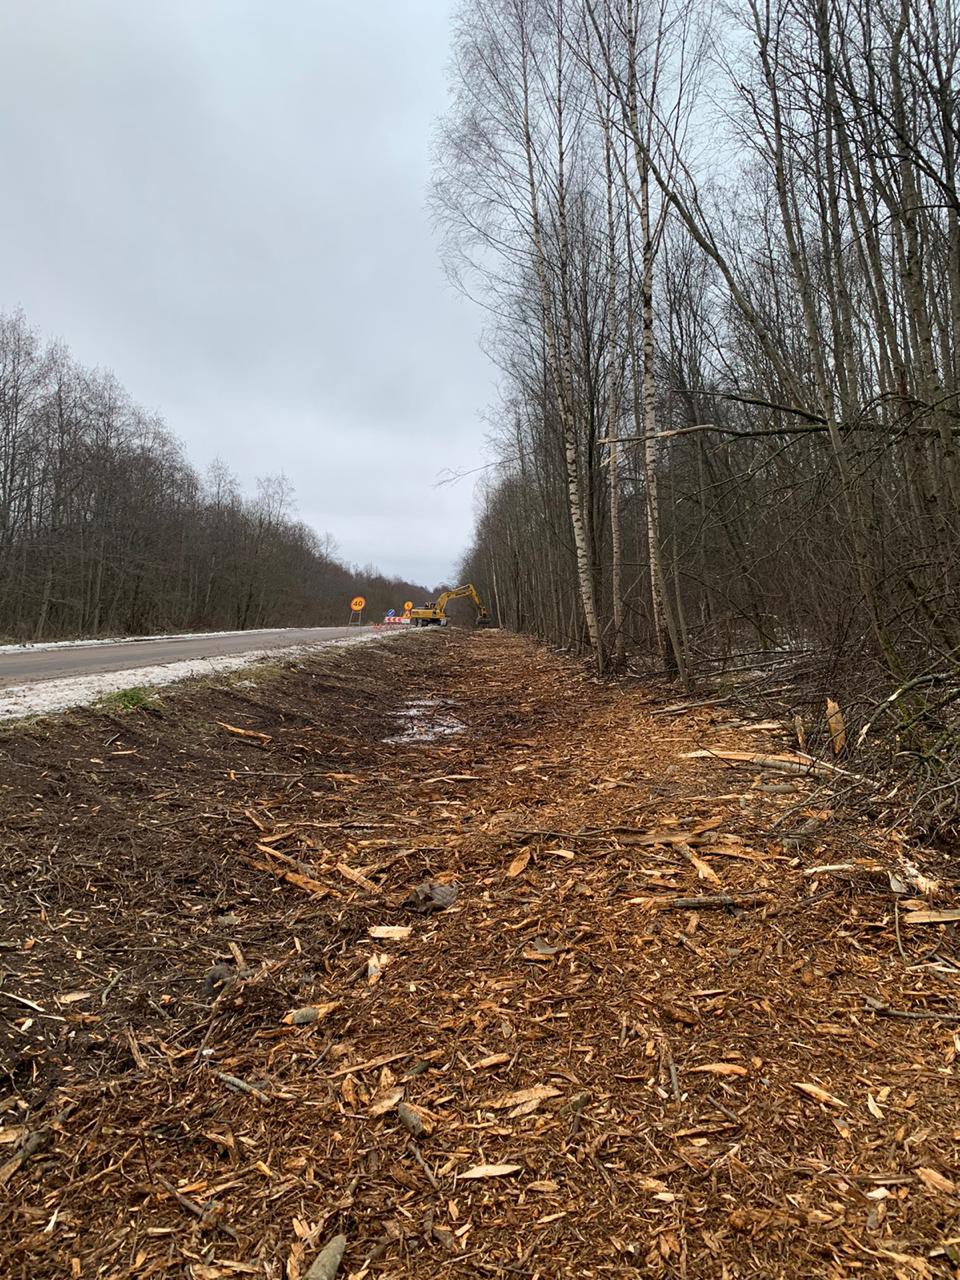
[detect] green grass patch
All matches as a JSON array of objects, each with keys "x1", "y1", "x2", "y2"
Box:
[{"x1": 100, "y1": 687, "x2": 154, "y2": 711}]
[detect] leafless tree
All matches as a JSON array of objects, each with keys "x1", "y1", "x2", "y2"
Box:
[{"x1": 444, "y1": 0, "x2": 960, "y2": 832}]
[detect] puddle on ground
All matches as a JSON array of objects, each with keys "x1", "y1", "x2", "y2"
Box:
[{"x1": 384, "y1": 697, "x2": 466, "y2": 745}]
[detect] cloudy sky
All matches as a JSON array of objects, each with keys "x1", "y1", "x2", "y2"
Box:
[{"x1": 0, "y1": 0, "x2": 493, "y2": 588}]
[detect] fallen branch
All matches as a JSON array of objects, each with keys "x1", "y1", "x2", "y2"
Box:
[
  {"x1": 408, "y1": 1140, "x2": 440, "y2": 1191},
  {"x1": 516, "y1": 821, "x2": 723, "y2": 847},
  {"x1": 627, "y1": 893, "x2": 769, "y2": 910},
  {"x1": 255, "y1": 841, "x2": 322, "y2": 877},
  {"x1": 157, "y1": 1174, "x2": 239, "y2": 1239},
  {"x1": 864, "y1": 997, "x2": 960, "y2": 1023},
  {"x1": 100, "y1": 970, "x2": 123, "y2": 1006},
  {"x1": 217, "y1": 722, "x2": 272, "y2": 743},
  {"x1": 802, "y1": 864, "x2": 859, "y2": 877},
  {"x1": 212, "y1": 1070, "x2": 273, "y2": 1101},
  {"x1": 337, "y1": 861, "x2": 380, "y2": 894},
  {"x1": 682, "y1": 747, "x2": 871, "y2": 783},
  {"x1": 650, "y1": 697, "x2": 732, "y2": 716},
  {"x1": 245, "y1": 855, "x2": 330, "y2": 898}
]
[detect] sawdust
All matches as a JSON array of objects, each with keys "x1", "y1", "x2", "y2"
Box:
[{"x1": 1, "y1": 630, "x2": 958, "y2": 1278}]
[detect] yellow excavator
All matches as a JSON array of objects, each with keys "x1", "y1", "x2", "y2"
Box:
[{"x1": 408, "y1": 583, "x2": 491, "y2": 628}]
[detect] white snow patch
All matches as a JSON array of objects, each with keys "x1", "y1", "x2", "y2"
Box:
[
  {"x1": 0, "y1": 631, "x2": 401, "y2": 721},
  {"x1": 384, "y1": 697, "x2": 466, "y2": 745},
  {"x1": 0, "y1": 626, "x2": 357, "y2": 655}
]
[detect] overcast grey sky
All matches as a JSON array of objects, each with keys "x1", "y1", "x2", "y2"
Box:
[{"x1": 0, "y1": 0, "x2": 491, "y2": 588}]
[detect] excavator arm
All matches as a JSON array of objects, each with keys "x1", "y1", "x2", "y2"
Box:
[{"x1": 436, "y1": 584, "x2": 485, "y2": 612}]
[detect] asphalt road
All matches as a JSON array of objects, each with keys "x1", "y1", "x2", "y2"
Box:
[{"x1": 0, "y1": 626, "x2": 376, "y2": 687}]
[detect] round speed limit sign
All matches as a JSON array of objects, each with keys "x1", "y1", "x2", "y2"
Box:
[
  {"x1": 351, "y1": 595, "x2": 366, "y2": 612},
  {"x1": 403, "y1": 600, "x2": 413, "y2": 612}
]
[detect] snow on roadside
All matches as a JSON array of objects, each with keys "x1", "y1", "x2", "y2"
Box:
[
  {"x1": 0, "y1": 631, "x2": 400, "y2": 721},
  {"x1": 0, "y1": 625, "x2": 361, "y2": 655}
]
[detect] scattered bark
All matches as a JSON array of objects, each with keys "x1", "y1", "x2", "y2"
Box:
[{"x1": 1, "y1": 630, "x2": 957, "y2": 1277}]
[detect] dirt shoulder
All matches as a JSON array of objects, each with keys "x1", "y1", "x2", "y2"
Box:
[{"x1": 1, "y1": 630, "x2": 958, "y2": 1278}]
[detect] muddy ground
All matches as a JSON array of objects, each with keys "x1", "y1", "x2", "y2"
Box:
[{"x1": 1, "y1": 629, "x2": 959, "y2": 1279}]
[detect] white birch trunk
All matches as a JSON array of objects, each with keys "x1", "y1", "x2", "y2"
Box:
[{"x1": 518, "y1": 15, "x2": 604, "y2": 665}]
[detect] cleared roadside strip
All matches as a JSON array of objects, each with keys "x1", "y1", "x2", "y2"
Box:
[
  {"x1": 0, "y1": 630, "x2": 407, "y2": 722},
  {"x1": 0, "y1": 626, "x2": 313, "y2": 655}
]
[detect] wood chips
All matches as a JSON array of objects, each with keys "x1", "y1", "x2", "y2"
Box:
[{"x1": 1, "y1": 630, "x2": 959, "y2": 1278}]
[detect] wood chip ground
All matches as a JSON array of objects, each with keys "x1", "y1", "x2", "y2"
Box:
[{"x1": 1, "y1": 631, "x2": 959, "y2": 1278}]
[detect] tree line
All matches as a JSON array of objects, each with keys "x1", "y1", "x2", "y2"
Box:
[
  {"x1": 0, "y1": 310, "x2": 426, "y2": 640},
  {"x1": 439, "y1": 0, "x2": 960, "y2": 813}
]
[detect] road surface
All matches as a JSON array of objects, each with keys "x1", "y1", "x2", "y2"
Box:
[{"x1": 0, "y1": 626, "x2": 375, "y2": 688}]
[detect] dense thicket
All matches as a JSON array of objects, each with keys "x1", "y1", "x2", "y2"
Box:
[
  {"x1": 439, "y1": 0, "x2": 960, "y2": 820},
  {"x1": 0, "y1": 311, "x2": 426, "y2": 639}
]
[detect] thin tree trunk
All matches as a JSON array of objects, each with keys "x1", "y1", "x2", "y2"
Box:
[{"x1": 518, "y1": 13, "x2": 603, "y2": 667}]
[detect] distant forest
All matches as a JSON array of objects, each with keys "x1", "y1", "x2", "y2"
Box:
[{"x1": 0, "y1": 310, "x2": 427, "y2": 640}]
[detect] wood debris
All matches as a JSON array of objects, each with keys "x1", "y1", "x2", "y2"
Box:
[
  {"x1": 1, "y1": 630, "x2": 957, "y2": 1277},
  {"x1": 902, "y1": 908, "x2": 960, "y2": 925},
  {"x1": 217, "y1": 721, "x2": 273, "y2": 743},
  {"x1": 400, "y1": 880, "x2": 459, "y2": 912},
  {"x1": 794, "y1": 1081, "x2": 847, "y2": 1109},
  {"x1": 459, "y1": 1163, "x2": 523, "y2": 1180},
  {"x1": 303, "y1": 1234, "x2": 347, "y2": 1280}
]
